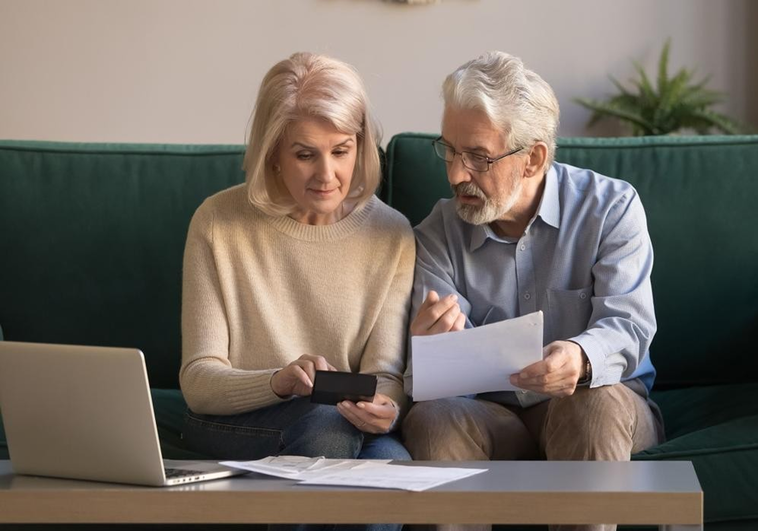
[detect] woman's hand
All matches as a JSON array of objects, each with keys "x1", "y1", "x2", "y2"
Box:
[
  {"x1": 337, "y1": 393, "x2": 398, "y2": 434},
  {"x1": 270, "y1": 354, "x2": 336, "y2": 398}
]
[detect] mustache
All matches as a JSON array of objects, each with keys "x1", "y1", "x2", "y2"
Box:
[{"x1": 453, "y1": 182, "x2": 486, "y2": 200}]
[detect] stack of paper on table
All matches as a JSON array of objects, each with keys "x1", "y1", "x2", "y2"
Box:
[
  {"x1": 221, "y1": 456, "x2": 487, "y2": 492},
  {"x1": 411, "y1": 311, "x2": 544, "y2": 401}
]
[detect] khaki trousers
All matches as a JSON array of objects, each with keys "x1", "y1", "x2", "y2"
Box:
[{"x1": 402, "y1": 384, "x2": 664, "y2": 531}]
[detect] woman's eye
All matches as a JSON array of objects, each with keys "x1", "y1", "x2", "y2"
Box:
[
  {"x1": 296, "y1": 152, "x2": 313, "y2": 161},
  {"x1": 333, "y1": 149, "x2": 348, "y2": 157}
]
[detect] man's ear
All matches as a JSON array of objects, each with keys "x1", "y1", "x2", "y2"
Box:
[{"x1": 524, "y1": 142, "x2": 548, "y2": 178}]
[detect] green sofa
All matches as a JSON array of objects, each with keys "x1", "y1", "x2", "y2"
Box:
[{"x1": 1, "y1": 135, "x2": 758, "y2": 530}]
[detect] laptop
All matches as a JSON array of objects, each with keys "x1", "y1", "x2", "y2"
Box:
[{"x1": 0, "y1": 341, "x2": 246, "y2": 486}]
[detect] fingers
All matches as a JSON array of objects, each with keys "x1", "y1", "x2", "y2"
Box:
[
  {"x1": 451, "y1": 311, "x2": 466, "y2": 332},
  {"x1": 271, "y1": 365, "x2": 314, "y2": 398},
  {"x1": 336, "y1": 401, "x2": 373, "y2": 431},
  {"x1": 291, "y1": 354, "x2": 335, "y2": 386},
  {"x1": 291, "y1": 360, "x2": 317, "y2": 386},
  {"x1": 273, "y1": 354, "x2": 338, "y2": 397},
  {"x1": 513, "y1": 375, "x2": 578, "y2": 397},
  {"x1": 518, "y1": 351, "x2": 570, "y2": 382},
  {"x1": 411, "y1": 292, "x2": 463, "y2": 336},
  {"x1": 411, "y1": 292, "x2": 440, "y2": 335},
  {"x1": 417, "y1": 290, "x2": 440, "y2": 312},
  {"x1": 290, "y1": 365, "x2": 315, "y2": 395},
  {"x1": 356, "y1": 394, "x2": 396, "y2": 419},
  {"x1": 336, "y1": 397, "x2": 397, "y2": 434},
  {"x1": 509, "y1": 342, "x2": 585, "y2": 397},
  {"x1": 297, "y1": 354, "x2": 334, "y2": 372}
]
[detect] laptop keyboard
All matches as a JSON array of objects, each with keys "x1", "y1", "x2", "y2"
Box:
[{"x1": 165, "y1": 468, "x2": 204, "y2": 479}]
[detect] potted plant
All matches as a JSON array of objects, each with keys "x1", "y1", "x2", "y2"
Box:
[{"x1": 575, "y1": 40, "x2": 744, "y2": 135}]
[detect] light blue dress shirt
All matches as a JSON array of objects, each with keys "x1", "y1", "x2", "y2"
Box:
[{"x1": 406, "y1": 162, "x2": 657, "y2": 408}]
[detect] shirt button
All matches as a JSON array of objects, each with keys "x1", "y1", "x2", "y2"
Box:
[
  {"x1": 520, "y1": 244, "x2": 526, "y2": 251},
  {"x1": 524, "y1": 292, "x2": 531, "y2": 300},
  {"x1": 580, "y1": 292, "x2": 588, "y2": 300}
]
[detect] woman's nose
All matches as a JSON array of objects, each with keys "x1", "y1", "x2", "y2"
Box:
[{"x1": 315, "y1": 157, "x2": 335, "y2": 182}]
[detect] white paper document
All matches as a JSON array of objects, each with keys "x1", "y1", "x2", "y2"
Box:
[
  {"x1": 220, "y1": 456, "x2": 487, "y2": 491},
  {"x1": 220, "y1": 455, "x2": 389, "y2": 480},
  {"x1": 411, "y1": 311, "x2": 544, "y2": 401},
  {"x1": 298, "y1": 462, "x2": 487, "y2": 492}
]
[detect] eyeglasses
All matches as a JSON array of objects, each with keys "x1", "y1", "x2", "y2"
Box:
[{"x1": 432, "y1": 137, "x2": 524, "y2": 173}]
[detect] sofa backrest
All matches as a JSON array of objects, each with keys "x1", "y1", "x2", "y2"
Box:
[
  {"x1": 0, "y1": 141, "x2": 245, "y2": 389},
  {"x1": 3, "y1": 136, "x2": 757, "y2": 391},
  {"x1": 385, "y1": 133, "x2": 758, "y2": 388}
]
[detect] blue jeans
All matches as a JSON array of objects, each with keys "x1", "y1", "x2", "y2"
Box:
[{"x1": 182, "y1": 397, "x2": 410, "y2": 531}]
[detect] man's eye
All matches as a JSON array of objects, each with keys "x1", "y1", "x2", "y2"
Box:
[{"x1": 469, "y1": 153, "x2": 487, "y2": 163}]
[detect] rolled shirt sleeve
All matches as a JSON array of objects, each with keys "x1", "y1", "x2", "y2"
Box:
[{"x1": 569, "y1": 190, "x2": 656, "y2": 387}]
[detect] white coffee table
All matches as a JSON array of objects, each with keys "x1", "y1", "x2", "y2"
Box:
[{"x1": 0, "y1": 459, "x2": 702, "y2": 530}]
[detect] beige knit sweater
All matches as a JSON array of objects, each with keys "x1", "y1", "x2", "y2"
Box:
[{"x1": 180, "y1": 184, "x2": 415, "y2": 418}]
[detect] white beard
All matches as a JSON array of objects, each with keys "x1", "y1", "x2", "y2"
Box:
[{"x1": 453, "y1": 174, "x2": 522, "y2": 225}]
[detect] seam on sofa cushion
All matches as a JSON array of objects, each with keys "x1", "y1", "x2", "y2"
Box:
[
  {"x1": 0, "y1": 141, "x2": 246, "y2": 157},
  {"x1": 557, "y1": 134, "x2": 758, "y2": 149},
  {"x1": 635, "y1": 443, "x2": 758, "y2": 460}
]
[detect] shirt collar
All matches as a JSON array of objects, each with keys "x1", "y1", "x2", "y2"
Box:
[
  {"x1": 468, "y1": 164, "x2": 561, "y2": 252},
  {"x1": 469, "y1": 223, "x2": 489, "y2": 251},
  {"x1": 536, "y1": 163, "x2": 561, "y2": 230}
]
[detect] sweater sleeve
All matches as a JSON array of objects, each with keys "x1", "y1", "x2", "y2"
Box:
[
  {"x1": 179, "y1": 204, "x2": 286, "y2": 415},
  {"x1": 358, "y1": 219, "x2": 416, "y2": 423}
]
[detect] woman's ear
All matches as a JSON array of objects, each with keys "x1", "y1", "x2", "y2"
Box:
[{"x1": 524, "y1": 142, "x2": 549, "y2": 178}]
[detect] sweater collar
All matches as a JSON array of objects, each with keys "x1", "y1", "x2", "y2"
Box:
[{"x1": 260, "y1": 195, "x2": 377, "y2": 242}]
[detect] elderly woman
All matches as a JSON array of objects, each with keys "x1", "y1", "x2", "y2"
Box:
[{"x1": 180, "y1": 52, "x2": 414, "y2": 468}]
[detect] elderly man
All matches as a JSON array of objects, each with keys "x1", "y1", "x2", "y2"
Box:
[{"x1": 401, "y1": 52, "x2": 664, "y2": 531}]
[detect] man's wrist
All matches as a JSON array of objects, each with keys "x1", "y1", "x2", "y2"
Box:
[{"x1": 576, "y1": 353, "x2": 592, "y2": 386}]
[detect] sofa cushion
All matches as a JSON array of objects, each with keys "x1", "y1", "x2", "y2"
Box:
[
  {"x1": 634, "y1": 383, "x2": 758, "y2": 524},
  {"x1": 0, "y1": 141, "x2": 246, "y2": 389},
  {"x1": 151, "y1": 388, "x2": 205, "y2": 460}
]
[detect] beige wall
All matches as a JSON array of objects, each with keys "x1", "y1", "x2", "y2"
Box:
[
  {"x1": 747, "y1": 0, "x2": 758, "y2": 129},
  {"x1": 0, "y1": 0, "x2": 752, "y2": 144}
]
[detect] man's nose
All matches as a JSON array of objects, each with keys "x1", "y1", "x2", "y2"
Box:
[{"x1": 447, "y1": 155, "x2": 471, "y2": 186}]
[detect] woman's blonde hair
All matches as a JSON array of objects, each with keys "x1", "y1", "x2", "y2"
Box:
[{"x1": 243, "y1": 52, "x2": 382, "y2": 216}]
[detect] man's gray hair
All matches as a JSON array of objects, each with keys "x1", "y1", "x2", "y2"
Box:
[{"x1": 442, "y1": 51, "x2": 560, "y2": 169}]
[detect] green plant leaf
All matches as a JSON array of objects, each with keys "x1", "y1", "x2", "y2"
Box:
[
  {"x1": 609, "y1": 75, "x2": 634, "y2": 98},
  {"x1": 680, "y1": 89, "x2": 723, "y2": 109},
  {"x1": 687, "y1": 109, "x2": 744, "y2": 134},
  {"x1": 575, "y1": 39, "x2": 742, "y2": 136},
  {"x1": 632, "y1": 60, "x2": 657, "y2": 108},
  {"x1": 657, "y1": 38, "x2": 671, "y2": 96},
  {"x1": 575, "y1": 98, "x2": 655, "y2": 134}
]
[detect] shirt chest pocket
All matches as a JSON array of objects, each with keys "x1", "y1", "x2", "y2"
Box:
[{"x1": 545, "y1": 286, "x2": 593, "y2": 343}]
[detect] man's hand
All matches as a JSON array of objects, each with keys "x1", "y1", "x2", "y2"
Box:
[
  {"x1": 270, "y1": 354, "x2": 336, "y2": 398},
  {"x1": 509, "y1": 340, "x2": 587, "y2": 397},
  {"x1": 410, "y1": 290, "x2": 466, "y2": 336},
  {"x1": 337, "y1": 393, "x2": 399, "y2": 434}
]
